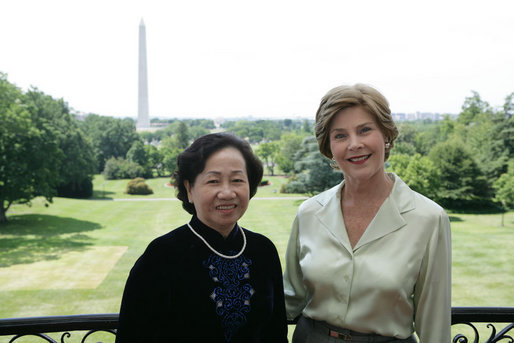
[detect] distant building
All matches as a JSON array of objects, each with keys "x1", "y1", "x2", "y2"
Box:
[{"x1": 392, "y1": 112, "x2": 453, "y2": 122}]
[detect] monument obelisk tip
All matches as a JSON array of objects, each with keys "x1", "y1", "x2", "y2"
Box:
[{"x1": 137, "y1": 18, "x2": 150, "y2": 130}]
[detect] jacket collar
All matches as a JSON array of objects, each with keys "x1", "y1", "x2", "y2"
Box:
[{"x1": 314, "y1": 173, "x2": 416, "y2": 253}]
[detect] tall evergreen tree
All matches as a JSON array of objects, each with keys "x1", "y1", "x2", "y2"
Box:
[
  {"x1": 428, "y1": 139, "x2": 489, "y2": 209},
  {"x1": 283, "y1": 136, "x2": 342, "y2": 194}
]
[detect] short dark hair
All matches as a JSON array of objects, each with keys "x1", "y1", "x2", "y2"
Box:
[{"x1": 174, "y1": 133, "x2": 263, "y2": 214}]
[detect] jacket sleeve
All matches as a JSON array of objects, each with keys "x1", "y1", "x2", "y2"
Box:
[
  {"x1": 283, "y1": 215, "x2": 308, "y2": 321},
  {"x1": 116, "y1": 244, "x2": 167, "y2": 343},
  {"x1": 413, "y1": 209, "x2": 452, "y2": 343},
  {"x1": 261, "y1": 240, "x2": 289, "y2": 343}
]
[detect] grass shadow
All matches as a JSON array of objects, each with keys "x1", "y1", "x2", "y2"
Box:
[
  {"x1": 449, "y1": 216, "x2": 463, "y2": 222},
  {"x1": 0, "y1": 214, "x2": 102, "y2": 267},
  {"x1": 90, "y1": 190, "x2": 116, "y2": 200}
]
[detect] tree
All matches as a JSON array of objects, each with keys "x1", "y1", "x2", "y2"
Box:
[
  {"x1": 222, "y1": 119, "x2": 310, "y2": 143},
  {"x1": 396, "y1": 123, "x2": 418, "y2": 146},
  {"x1": 449, "y1": 93, "x2": 510, "y2": 192},
  {"x1": 175, "y1": 121, "x2": 190, "y2": 149},
  {"x1": 139, "y1": 130, "x2": 155, "y2": 144},
  {"x1": 276, "y1": 132, "x2": 305, "y2": 174},
  {"x1": 189, "y1": 126, "x2": 210, "y2": 140},
  {"x1": 302, "y1": 119, "x2": 312, "y2": 134},
  {"x1": 459, "y1": 112, "x2": 509, "y2": 183},
  {"x1": 386, "y1": 154, "x2": 410, "y2": 179},
  {"x1": 162, "y1": 148, "x2": 181, "y2": 177},
  {"x1": 79, "y1": 114, "x2": 139, "y2": 172},
  {"x1": 392, "y1": 141, "x2": 417, "y2": 156},
  {"x1": 428, "y1": 139, "x2": 489, "y2": 209},
  {"x1": 388, "y1": 154, "x2": 440, "y2": 200},
  {"x1": 458, "y1": 91, "x2": 493, "y2": 125},
  {"x1": 145, "y1": 144, "x2": 165, "y2": 177},
  {"x1": 247, "y1": 123, "x2": 264, "y2": 143},
  {"x1": 102, "y1": 157, "x2": 148, "y2": 180},
  {"x1": 160, "y1": 136, "x2": 183, "y2": 176},
  {"x1": 259, "y1": 120, "x2": 282, "y2": 141},
  {"x1": 126, "y1": 140, "x2": 153, "y2": 178},
  {"x1": 493, "y1": 162, "x2": 514, "y2": 226},
  {"x1": 283, "y1": 136, "x2": 342, "y2": 194},
  {"x1": 256, "y1": 142, "x2": 279, "y2": 176},
  {"x1": 413, "y1": 117, "x2": 454, "y2": 156},
  {"x1": 0, "y1": 75, "x2": 61, "y2": 222},
  {"x1": 24, "y1": 89, "x2": 97, "y2": 198},
  {"x1": 439, "y1": 115, "x2": 456, "y2": 141},
  {"x1": 55, "y1": 127, "x2": 96, "y2": 198},
  {"x1": 394, "y1": 123, "x2": 419, "y2": 155},
  {"x1": 498, "y1": 92, "x2": 514, "y2": 160},
  {"x1": 127, "y1": 140, "x2": 149, "y2": 166},
  {"x1": 292, "y1": 136, "x2": 320, "y2": 171}
]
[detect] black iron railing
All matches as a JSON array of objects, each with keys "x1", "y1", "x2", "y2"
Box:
[
  {"x1": 451, "y1": 307, "x2": 514, "y2": 343},
  {"x1": 0, "y1": 307, "x2": 512, "y2": 342},
  {"x1": 0, "y1": 313, "x2": 117, "y2": 343}
]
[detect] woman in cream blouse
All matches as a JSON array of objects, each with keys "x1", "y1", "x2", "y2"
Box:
[{"x1": 283, "y1": 84, "x2": 451, "y2": 343}]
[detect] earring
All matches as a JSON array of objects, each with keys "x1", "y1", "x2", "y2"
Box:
[{"x1": 385, "y1": 142, "x2": 390, "y2": 148}]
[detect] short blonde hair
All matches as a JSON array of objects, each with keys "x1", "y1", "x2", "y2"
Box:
[{"x1": 314, "y1": 83, "x2": 398, "y2": 161}]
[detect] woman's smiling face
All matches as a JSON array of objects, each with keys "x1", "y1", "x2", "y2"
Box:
[
  {"x1": 185, "y1": 147, "x2": 250, "y2": 236},
  {"x1": 329, "y1": 106, "x2": 387, "y2": 183}
]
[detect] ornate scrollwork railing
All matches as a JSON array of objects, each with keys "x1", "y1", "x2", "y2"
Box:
[
  {"x1": 452, "y1": 307, "x2": 514, "y2": 343},
  {"x1": 0, "y1": 307, "x2": 512, "y2": 342},
  {"x1": 0, "y1": 314, "x2": 117, "y2": 343}
]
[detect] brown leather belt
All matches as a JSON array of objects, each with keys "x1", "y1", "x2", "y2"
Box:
[{"x1": 308, "y1": 317, "x2": 414, "y2": 342}]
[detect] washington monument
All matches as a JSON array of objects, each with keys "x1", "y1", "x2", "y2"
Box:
[{"x1": 137, "y1": 19, "x2": 150, "y2": 129}]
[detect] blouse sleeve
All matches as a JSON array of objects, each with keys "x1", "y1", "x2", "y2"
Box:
[
  {"x1": 413, "y1": 209, "x2": 452, "y2": 343},
  {"x1": 283, "y1": 215, "x2": 308, "y2": 321}
]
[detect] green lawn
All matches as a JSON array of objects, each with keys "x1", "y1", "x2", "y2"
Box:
[
  {"x1": 0, "y1": 176, "x2": 513, "y2": 342},
  {"x1": 90, "y1": 174, "x2": 305, "y2": 199}
]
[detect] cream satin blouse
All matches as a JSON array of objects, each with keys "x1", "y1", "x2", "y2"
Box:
[{"x1": 283, "y1": 173, "x2": 451, "y2": 343}]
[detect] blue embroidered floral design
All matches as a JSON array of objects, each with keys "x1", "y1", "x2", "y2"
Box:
[{"x1": 204, "y1": 254, "x2": 254, "y2": 341}]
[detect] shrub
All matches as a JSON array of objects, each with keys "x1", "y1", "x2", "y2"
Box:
[
  {"x1": 103, "y1": 157, "x2": 152, "y2": 180},
  {"x1": 126, "y1": 177, "x2": 154, "y2": 195},
  {"x1": 260, "y1": 179, "x2": 270, "y2": 186}
]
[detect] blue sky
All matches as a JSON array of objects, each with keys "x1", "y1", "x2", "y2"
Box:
[{"x1": 1, "y1": 0, "x2": 513, "y2": 119}]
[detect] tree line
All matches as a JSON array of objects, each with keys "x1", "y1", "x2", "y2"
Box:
[
  {"x1": 0, "y1": 73, "x2": 313, "y2": 223},
  {"x1": 1, "y1": 71, "x2": 513, "y2": 222},
  {"x1": 276, "y1": 91, "x2": 514, "y2": 215}
]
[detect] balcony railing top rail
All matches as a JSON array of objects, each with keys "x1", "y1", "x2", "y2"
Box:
[{"x1": 0, "y1": 307, "x2": 513, "y2": 342}]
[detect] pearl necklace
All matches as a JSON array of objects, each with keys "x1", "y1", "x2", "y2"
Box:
[{"x1": 187, "y1": 222, "x2": 246, "y2": 259}]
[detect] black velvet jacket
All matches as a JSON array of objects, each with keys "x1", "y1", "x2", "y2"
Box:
[{"x1": 116, "y1": 216, "x2": 288, "y2": 342}]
